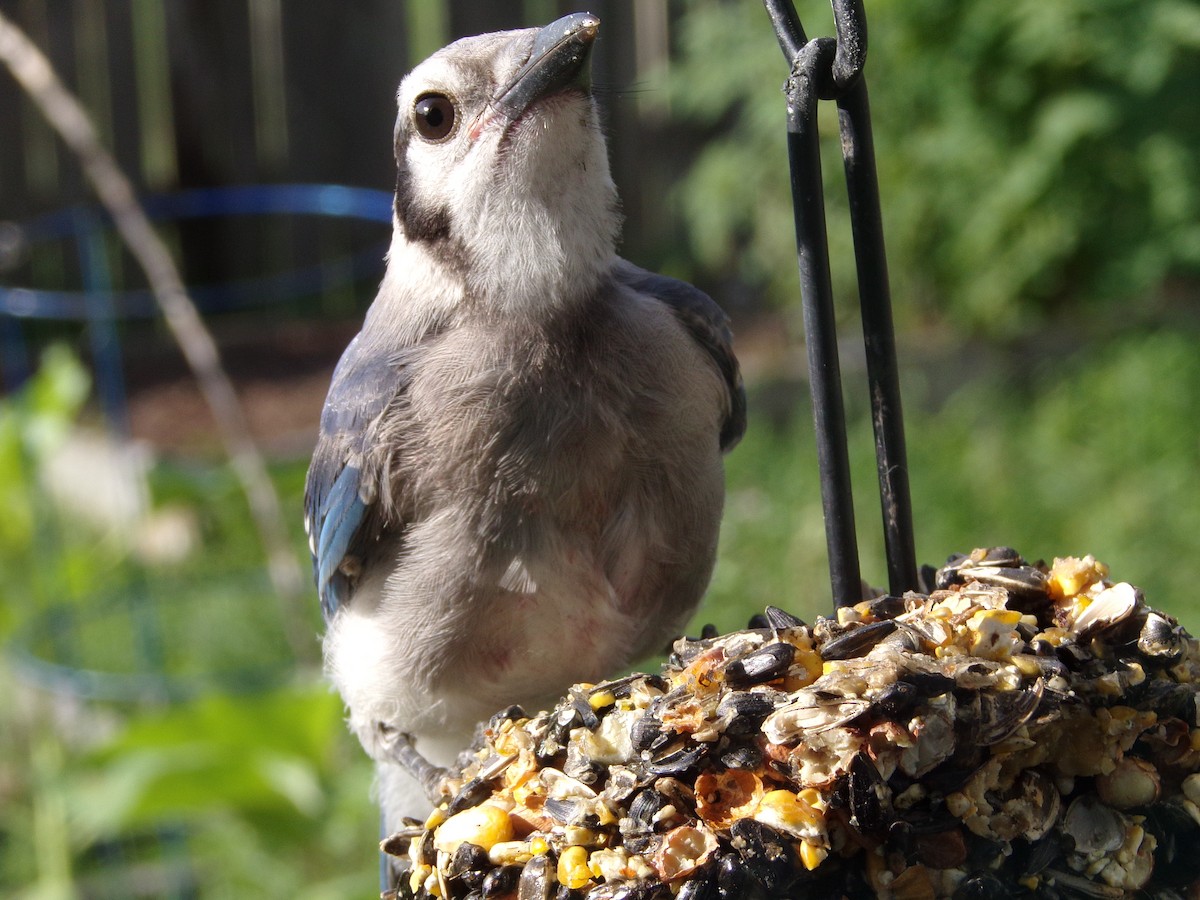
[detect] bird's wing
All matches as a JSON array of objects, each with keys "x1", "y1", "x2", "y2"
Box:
[
  {"x1": 614, "y1": 260, "x2": 747, "y2": 451},
  {"x1": 304, "y1": 333, "x2": 419, "y2": 620}
]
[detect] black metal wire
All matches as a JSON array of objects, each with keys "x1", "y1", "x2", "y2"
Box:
[
  {"x1": 837, "y1": 80, "x2": 917, "y2": 596},
  {"x1": 764, "y1": 0, "x2": 917, "y2": 604},
  {"x1": 764, "y1": 0, "x2": 807, "y2": 59},
  {"x1": 776, "y1": 31, "x2": 863, "y2": 606},
  {"x1": 829, "y1": 0, "x2": 867, "y2": 90}
]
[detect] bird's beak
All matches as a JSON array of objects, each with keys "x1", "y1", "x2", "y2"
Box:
[{"x1": 490, "y1": 13, "x2": 600, "y2": 121}]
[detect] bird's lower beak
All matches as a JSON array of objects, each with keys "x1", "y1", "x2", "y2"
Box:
[{"x1": 490, "y1": 13, "x2": 600, "y2": 121}]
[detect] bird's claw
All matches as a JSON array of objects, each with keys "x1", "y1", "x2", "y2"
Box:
[{"x1": 380, "y1": 728, "x2": 451, "y2": 802}]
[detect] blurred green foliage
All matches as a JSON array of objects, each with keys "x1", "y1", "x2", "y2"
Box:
[
  {"x1": 67, "y1": 688, "x2": 376, "y2": 898},
  {"x1": 704, "y1": 329, "x2": 1200, "y2": 633},
  {"x1": 0, "y1": 344, "x2": 89, "y2": 554},
  {"x1": 0, "y1": 664, "x2": 376, "y2": 899},
  {"x1": 0, "y1": 353, "x2": 377, "y2": 898},
  {"x1": 0, "y1": 346, "x2": 96, "y2": 633},
  {"x1": 667, "y1": 0, "x2": 1200, "y2": 334}
]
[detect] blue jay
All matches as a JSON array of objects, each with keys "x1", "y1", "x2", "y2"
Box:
[{"x1": 304, "y1": 13, "x2": 745, "y2": 829}]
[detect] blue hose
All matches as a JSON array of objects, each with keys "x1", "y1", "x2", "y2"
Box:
[{"x1": 0, "y1": 183, "x2": 394, "y2": 321}]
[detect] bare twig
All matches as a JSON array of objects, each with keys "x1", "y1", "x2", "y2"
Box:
[{"x1": 0, "y1": 10, "x2": 316, "y2": 665}]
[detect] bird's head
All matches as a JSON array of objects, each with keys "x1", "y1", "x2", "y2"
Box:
[{"x1": 386, "y1": 13, "x2": 619, "y2": 316}]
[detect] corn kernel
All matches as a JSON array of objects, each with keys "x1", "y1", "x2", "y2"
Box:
[
  {"x1": 563, "y1": 826, "x2": 595, "y2": 847},
  {"x1": 1183, "y1": 773, "x2": 1200, "y2": 805},
  {"x1": 409, "y1": 864, "x2": 430, "y2": 895},
  {"x1": 945, "y1": 791, "x2": 973, "y2": 818},
  {"x1": 626, "y1": 855, "x2": 655, "y2": 879},
  {"x1": 511, "y1": 782, "x2": 535, "y2": 806},
  {"x1": 1182, "y1": 799, "x2": 1200, "y2": 826},
  {"x1": 1048, "y1": 555, "x2": 1108, "y2": 599},
  {"x1": 798, "y1": 788, "x2": 826, "y2": 811},
  {"x1": 754, "y1": 789, "x2": 824, "y2": 840},
  {"x1": 589, "y1": 690, "x2": 616, "y2": 711},
  {"x1": 1107, "y1": 706, "x2": 1138, "y2": 727},
  {"x1": 488, "y1": 840, "x2": 534, "y2": 866},
  {"x1": 434, "y1": 804, "x2": 513, "y2": 854},
  {"x1": 967, "y1": 609, "x2": 1022, "y2": 659},
  {"x1": 424, "y1": 808, "x2": 447, "y2": 830},
  {"x1": 799, "y1": 841, "x2": 827, "y2": 870},
  {"x1": 558, "y1": 846, "x2": 593, "y2": 889},
  {"x1": 968, "y1": 607, "x2": 1000, "y2": 632},
  {"x1": 588, "y1": 848, "x2": 629, "y2": 881},
  {"x1": 1034, "y1": 627, "x2": 1068, "y2": 647},
  {"x1": 1012, "y1": 654, "x2": 1042, "y2": 678},
  {"x1": 595, "y1": 802, "x2": 618, "y2": 827},
  {"x1": 846, "y1": 675, "x2": 870, "y2": 695},
  {"x1": 529, "y1": 836, "x2": 550, "y2": 856},
  {"x1": 792, "y1": 649, "x2": 823, "y2": 687},
  {"x1": 1124, "y1": 661, "x2": 1146, "y2": 687},
  {"x1": 865, "y1": 848, "x2": 889, "y2": 892}
]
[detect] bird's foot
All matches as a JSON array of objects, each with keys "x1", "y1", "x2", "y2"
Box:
[{"x1": 378, "y1": 726, "x2": 451, "y2": 803}]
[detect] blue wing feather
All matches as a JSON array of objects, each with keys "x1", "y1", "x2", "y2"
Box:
[
  {"x1": 315, "y1": 467, "x2": 367, "y2": 617},
  {"x1": 316, "y1": 464, "x2": 363, "y2": 565},
  {"x1": 305, "y1": 332, "x2": 423, "y2": 620}
]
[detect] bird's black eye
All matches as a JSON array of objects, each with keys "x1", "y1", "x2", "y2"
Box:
[{"x1": 413, "y1": 93, "x2": 456, "y2": 141}]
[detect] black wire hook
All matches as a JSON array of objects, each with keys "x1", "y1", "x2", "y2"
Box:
[
  {"x1": 766, "y1": 0, "x2": 866, "y2": 97},
  {"x1": 764, "y1": 0, "x2": 807, "y2": 59},
  {"x1": 828, "y1": 0, "x2": 867, "y2": 90},
  {"x1": 764, "y1": 0, "x2": 917, "y2": 605}
]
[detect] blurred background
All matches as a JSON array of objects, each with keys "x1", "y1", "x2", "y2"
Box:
[{"x1": 1, "y1": 0, "x2": 1197, "y2": 896}]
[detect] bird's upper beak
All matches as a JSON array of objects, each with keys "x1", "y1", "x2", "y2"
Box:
[{"x1": 490, "y1": 13, "x2": 600, "y2": 122}]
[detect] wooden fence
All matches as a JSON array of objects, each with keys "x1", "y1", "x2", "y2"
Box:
[
  {"x1": 0, "y1": 0, "x2": 693, "y2": 281},
  {"x1": 0, "y1": 0, "x2": 712, "y2": 416}
]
